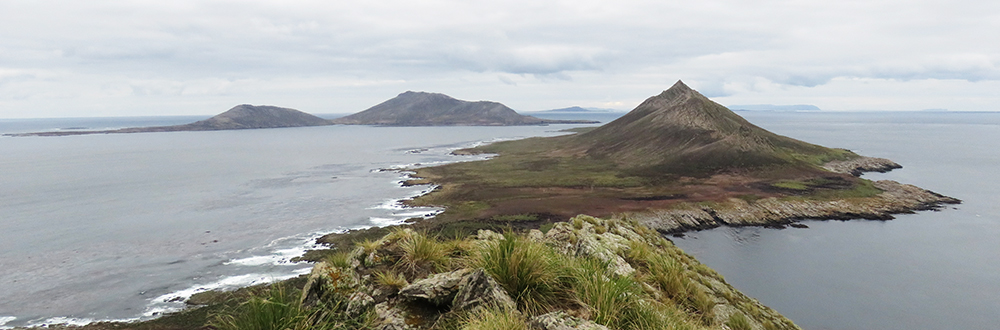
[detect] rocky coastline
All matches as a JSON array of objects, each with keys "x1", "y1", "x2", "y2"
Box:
[
  {"x1": 821, "y1": 156, "x2": 902, "y2": 176},
  {"x1": 635, "y1": 158, "x2": 959, "y2": 234}
]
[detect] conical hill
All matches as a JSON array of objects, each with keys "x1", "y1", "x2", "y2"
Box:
[{"x1": 564, "y1": 81, "x2": 848, "y2": 174}]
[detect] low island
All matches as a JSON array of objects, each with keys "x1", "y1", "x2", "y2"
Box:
[{"x1": 4, "y1": 104, "x2": 334, "y2": 137}]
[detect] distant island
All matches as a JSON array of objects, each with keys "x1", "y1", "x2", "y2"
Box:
[
  {"x1": 5, "y1": 105, "x2": 332, "y2": 137},
  {"x1": 728, "y1": 104, "x2": 820, "y2": 111},
  {"x1": 533, "y1": 106, "x2": 623, "y2": 113},
  {"x1": 331, "y1": 91, "x2": 599, "y2": 126}
]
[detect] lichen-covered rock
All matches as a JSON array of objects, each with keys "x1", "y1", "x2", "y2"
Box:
[
  {"x1": 452, "y1": 268, "x2": 516, "y2": 312},
  {"x1": 527, "y1": 229, "x2": 545, "y2": 242},
  {"x1": 476, "y1": 229, "x2": 505, "y2": 241},
  {"x1": 530, "y1": 311, "x2": 609, "y2": 330},
  {"x1": 575, "y1": 233, "x2": 635, "y2": 277},
  {"x1": 346, "y1": 291, "x2": 375, "y2": 317},
  {"x1": 544, "y1": 216, "x2": 635, "y2": 277},
  {"x1": 374, "y1": 302, "x2": 413, "y2": 330},
  {"x1": 299, "y1": 261, "x2": 359, "y2": 307},
  {"x1": 399, "y1": 268, "x2": 474, "y2": 306}
]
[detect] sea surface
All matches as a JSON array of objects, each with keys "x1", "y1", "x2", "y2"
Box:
[
  {"x1": 0, "y1": 113, "x2": 616, "y2": 328},
  {"x1": 675, "y1": 111, "x2": 1000, "y2": 330},
  {"x1": 1, "y1": 111, "x2": 997, "y2": 330}
]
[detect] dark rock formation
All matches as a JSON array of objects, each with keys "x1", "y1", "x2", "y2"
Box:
[{"x1": 332, "y1": 91, "x2": 598, "y2": 126}]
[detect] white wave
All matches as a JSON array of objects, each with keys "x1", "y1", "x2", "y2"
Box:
[
  {"x1": 0, "y1": 316, "x2": 16, "y2": 329},
  {"x1": 369, "y1": 217, "x2": 406, "y2": 226},
  {"x1": 370, "y1": 199, "x2": 407, "y2": 210},
  {"x1": 393, "y1": 210, "x2": 434, "y2": 217},
  {"x1": 144, "y1": 269, "x2": 311, "y2": 317},
  {"x1": 27, "y1": 317, "x2": 99, "y2": 328}
]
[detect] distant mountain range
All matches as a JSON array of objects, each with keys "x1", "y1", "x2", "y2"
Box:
[
  {"x1": 533, "y1": 106, "x2": 624, "y2": 113},
  {"x1": 332, "y1": 91, "x2": 598, "y2": 126},
  {"x1": 728, "y1": 104, "x2": 820, "y2": 111}
]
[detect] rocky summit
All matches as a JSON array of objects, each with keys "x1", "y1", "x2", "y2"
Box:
[{"x1": 332, "y1": 91, "x2": 598, "y2": 126}]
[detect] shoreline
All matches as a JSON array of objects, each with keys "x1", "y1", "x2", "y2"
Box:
[{"x1": 635, "y1": 156, "x2": 960, "y2": 234}]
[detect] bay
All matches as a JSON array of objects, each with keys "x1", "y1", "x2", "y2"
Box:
[{"x1": 674, "y1": 111, "x2": 1000, "y2": 330}]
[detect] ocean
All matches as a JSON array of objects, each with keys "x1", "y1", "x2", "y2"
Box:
[
  {"x1": 675, "y1": 111, "x2": 1000, "y2": 330},
  {"x1": 0, "y1": 111, "x2": 996, "y2": 330},
  {"x1": 0, "y1": 114, "x2": 615, "y2": 328}
]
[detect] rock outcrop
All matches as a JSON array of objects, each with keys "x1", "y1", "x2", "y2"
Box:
[
  {"x1": 635, "y1": 179, "x2": 960, "y2": 233},
  {"x1": 295, "y1": 216, "x2": 802, "y2": 330},
  {"x1": 823, "y1": 156, "x2": 902, "y2": 176}
]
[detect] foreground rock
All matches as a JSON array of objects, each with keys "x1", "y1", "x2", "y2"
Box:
[{"x1": 296, "y1": 217, "x2": 802, "y2": 330}]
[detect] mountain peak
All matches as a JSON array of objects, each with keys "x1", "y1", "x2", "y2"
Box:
[{"x1": 562, "y1": 82, "x2": 836, "y2": 174}]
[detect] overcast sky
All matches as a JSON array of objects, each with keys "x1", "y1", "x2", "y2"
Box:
[{"x1": 1, "y1": 0, "x2": 998, "y2": 118}]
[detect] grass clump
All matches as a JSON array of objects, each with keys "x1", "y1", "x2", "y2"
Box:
[
  {"x1": 210, "y1": 285, "x2": 329, "y2": 330},
  {"x1": 397, "y1": 231, "x2": 450, "y2": 277},
  {"x1": 374, "y1": 270, "x2": 409, "y2": 290},
  {"x1": 569, "y1": 258, "x2": 664, "y2": 330},
  {"x1": 726, "y1": 312, "x2": 753, "y2": 330},
  {"x1": 471, "y1": 232, "x2": 569, "y2": 315},
  {"x1": 459, "y1": 305, "x2": 529, "y2": 330}
]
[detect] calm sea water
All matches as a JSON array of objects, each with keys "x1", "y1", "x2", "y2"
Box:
[
  {"x1": 675, "y1": 111, "x2": 1000, "y2": 330},
  {"x1": 0, "y1": 114, "x2": 616, "y2": 328},
  {"x1": 1, "y1": 111, "x2": 996, "y2": 330}
]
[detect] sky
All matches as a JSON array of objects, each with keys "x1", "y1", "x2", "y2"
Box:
[{"x1": 1, "y1": 0, "x2": 998, "y2": 118}]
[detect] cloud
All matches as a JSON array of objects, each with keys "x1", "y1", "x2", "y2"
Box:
[{"x1": 1, "y1": 0, "x2": 1000, "y2": 117}]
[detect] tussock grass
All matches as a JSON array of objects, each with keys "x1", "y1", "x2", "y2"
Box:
[
  {"x1": 397, "y1": 231, "x2": 450, "y2": 277},
  {"x1": 374, "y1": 270, "x2": 409, "y2": 290},
  {"x1": 471, "y1": 232, "x2": 569, "y2": 315},
  {"x1": 210, "y1": 285, "x2": 314, "y2": 330},
  {"x1": 325, "y1": 251, "x2": 352, "y2": 269},
  {"x1": 459, "y1": 305, "x2": 529, "y2": 330},
  {"x1": 726, "y1": 312, "x2": 753, "y2": 330},
  {"x1": 569, "y1": 258, "x2": 663, "y2": 330}
]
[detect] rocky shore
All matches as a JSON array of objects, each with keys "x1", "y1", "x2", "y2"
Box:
[
  {"x1": 635, "y1": 159, "x2": 959, "y2": 234},
  {"x1": 822, "y1": 156, "x2": 902, "y2": 176}
]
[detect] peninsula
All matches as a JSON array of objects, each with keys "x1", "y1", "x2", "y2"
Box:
[
  {"x1": 5, "y1": 104, "x2": 332, "y2": 137},
  {"x1": 402, "y1": 81, "x2": 959, "y2": 234},
  {"x1": 331, "y1": 91, "x2": 599, "y2": 126}
]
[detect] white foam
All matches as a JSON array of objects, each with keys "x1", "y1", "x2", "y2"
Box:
[
  {"x1": 0, "y1": 316, "x2": 16, "y2": 328},
  {"x1": 28, "y1": 317, "x2": 98, "y2": 328},
  {"x1": 144, "y1": 269, "x2": 311, "y2": 317},
  {"x1": 369, "y1": 217, "x2": 406, "y2": 226}
]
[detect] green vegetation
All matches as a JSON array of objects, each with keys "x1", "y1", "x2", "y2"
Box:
[
  {"x1": 471, "y1": 232, "x2": 569, "y2": 315},
  {"x1": 83, "y1": 216, "x2": 799, "y2": 330},
  {"x1": 459, "y1": 305, "x2": 530, "y2": 330}
]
